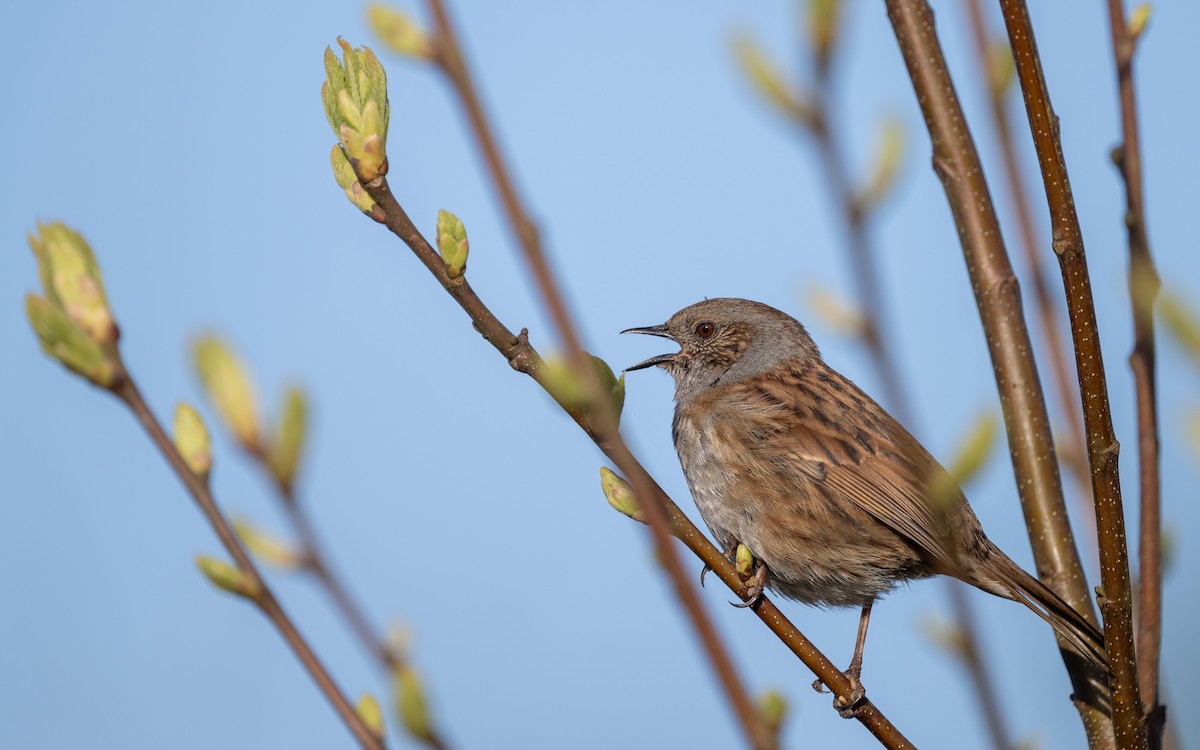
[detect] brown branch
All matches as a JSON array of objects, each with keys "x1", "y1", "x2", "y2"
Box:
[
  {"x1": 358, "y1": 174, "x2": 917, "y2": 750},
  {"x1": 996, "y1": 1, "x2": 1145, "y2": 747},
  {"x1": 418, "y1": 2, "x2": 773, "y2": 747},
  {"x1": 1105, "y1": 0, "x2": 1163, "y2": 746},
  {"x1": 880, "y1": 0, "x2": 1112, "y2": 744},
  {"x1": 109, "y1": 370, "x2": 384, "y2": 750},
  {"x1": 266, "y1": 479, "x2": 452, "y2": 750},
  {"x1": 803, "y1": 34, "x2": 1012, "y2": 750},
  {"x1": 962, "y1": 0, "x2": 1094, "y2": 511}
]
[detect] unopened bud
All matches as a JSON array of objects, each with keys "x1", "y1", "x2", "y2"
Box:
[
  {"x1": 600, "y1": 467, "x2": 643, "y2": 523},
  {"x1": 331, "y1": 145, "x2": 383, "y2": 220},
  {"x1": 233, "y1": 519, "x2": 305, "y2": 569},
  {"x1": 356, "y1": 693, "x2": 385, "y2": 739},
  {"x1": 193, "y1": 335, "x2": 261, "y2": 451},
  {"x1": 196, "y1": 555, "x2": 261, "y2": 600},
  {"x1": 322, "y1": 38, "x2": 390, "y2": 182},
  {"x1": 394, "y1": 666, "x2": 433, "y2": 742},
  {"x1": 173, "y1": 403, "x2": 213, "y2": 480},
  {"x1": 436, "y1": 209, "x2": 469, "y2": 278},
  {"x1": 28, "y1": 223, "x2": 117, "y2": 344},
  {"x1": 367, "y1": 4, "x2": 433, "y2": 59},
  {"x1": 268, "y1": 386, "x2": 308, "y2": 490},
  {"x1": 25, "y1": 294, "x2": 117, "y2": 387}
]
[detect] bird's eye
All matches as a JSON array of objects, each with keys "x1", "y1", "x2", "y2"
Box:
[{"x1": 695, "y1": 321, "x2": 716, "y2": 339}]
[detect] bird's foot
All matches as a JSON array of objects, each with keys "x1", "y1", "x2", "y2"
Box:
[
  {"x1": 812, "y1": 667, "x2": 868, "y2": 718},
  {"x1": 730, "y1": 559, "x2": 768, "y2": 609},
  {"x1": 699, "y1": 545, "x2": 737, "y2": 588}
]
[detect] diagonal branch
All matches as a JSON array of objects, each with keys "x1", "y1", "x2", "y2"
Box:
[
  {"x1": 880, "y1": 0, "x2": 1112, "y2": 744},
  {"x1": 1104, "y1": 5, "x2": 1163, "y2": 745},
  {"x1": 358, "y1": 173, "x2": 917, "y2": 750},
  {"x1": 421, "y1": 2, "x2": 769, "y2": 747},
  {"x1": 110, "y1": 370, "x2": 385, "y2": 750},
  {"x1": 997, "y1": 2, "x2": 1146, "y2": 747}
]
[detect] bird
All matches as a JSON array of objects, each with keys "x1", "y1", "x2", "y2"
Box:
[{"x1": 622, "y1": 297, "x2": 1107, "y2": 709}]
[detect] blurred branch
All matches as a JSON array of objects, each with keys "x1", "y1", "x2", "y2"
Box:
[
  {"x1": 110, "y1": 372, "x2": 385, "y2": 750},
  {"x1": 962, "y1": 0, "x2": 1093, "y2": 510},
  {"x1": 880, "y1": 0, "x2": 1112, "y2": 744},
  {"x1": 356, "y1": 173, "x2": 916, "y2": 749},
  {"x1": 794, "y1": 7, "x2": 1012, "y2": 747},
  {"x1": 996, "y1": 1, "x2": 1145, "y2": 747},
  {"x1": 418, "y1": 2, "x2": 775, "y2": 747},
  {"x1": 1105, "y1": 0, "x2": 1163, "y2": 745}
]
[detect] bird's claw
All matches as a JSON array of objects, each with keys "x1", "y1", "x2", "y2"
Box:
[
  {"x1": 729, "y1": 559, "x2": 768, "y2": 609},
  {"x1": 700, "y1": 545, "x2": 738, "y2": 589},
  {"x1": 833, "y1": 666, "x2": 867, "y2": 719}
]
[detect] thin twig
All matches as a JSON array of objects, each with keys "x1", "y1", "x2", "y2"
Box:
[
  {"x1": 420, "y1": 2, "x2": 771, "y2": 747},
  {"x1": 358, "y1": 175, "x2": 917, "y2": 750},
  {"x1": 268, "y1": 480, "x2": 452, "y2": 750},
  {"x1": 110, "y1": 369, "x2": 384, "y2": 750},
  {"x1": 880, "y1": 0, "x2": 1112, "y2": 744},
  {"x1": 962, "y1": 0, "x2": 1094, "y2": 510},
  {"x1": 996, "y1": 1, "x2": 1145, "y2": 747},
  {"x1": 804, "y1": 33, "x2": 1012, "y2": 750},
  {"x1": 1105, "y1": 0, "x2": 1163, "y2": 746}
]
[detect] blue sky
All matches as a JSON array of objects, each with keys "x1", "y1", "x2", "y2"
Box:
[{"x1": 3, "y1": 1, "x2": 1198, "y2": 748}]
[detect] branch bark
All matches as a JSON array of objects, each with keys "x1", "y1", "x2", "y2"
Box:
[
  {"x1": 962, "y1": 0, "x2": 1093, "y2": 510},
  {"x1": 881, "y1": 0, "x2": 1112, "y2": 744},
  {"x1": 1104, "y1": 5, "x2": 1163, "y2": 746},
  {"x1": 996, "y1": 1, "x2": 1145, "y2": 747},
  {"x1": 359, "y1": 174, "x2": 917, "y2": 750}
]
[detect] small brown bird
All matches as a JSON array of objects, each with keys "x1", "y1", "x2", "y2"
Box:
[{"x1": 624, "y1": 298, "x2": 1106, "y2": 702}]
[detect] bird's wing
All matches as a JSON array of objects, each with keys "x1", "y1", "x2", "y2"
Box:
[{"x1": 733, "y1": 366, "x2": 960, "y2": 569}]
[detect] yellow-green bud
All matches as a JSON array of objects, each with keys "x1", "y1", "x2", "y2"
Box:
[
  {"x1": 322, "y1": 38, "x2": 390, "y2": 182},
  {"x1": 735, "y1": 544, "x2": 756, "y2": 578},
  {"x1": 193, "y1": 335, "x2": 261, "y2": 451},
  {"x1": 173, "y1": 403, "x2": 213, "y2": 480},
  {"x1": 268, "y1": 386, "x2": 308, "y2": 490},
  {"x1": 541, "y1": 353, "x2": 625, "y2": 422},
  {"x1": 855, "y1": 117, "x2": 905, "y2": 214},
  {"x1": 196, "y1": 555, "x2": 261, "y2": 600},
  {"x1": 805, "y1": 284, "x2": 866, "y2": 339},
  {"x1": 28, "y1": 223, "x2": 117, "y2": 344},
  {"x1": 927, "y1": 412, "x2": 996, "y2": 512},
  {"x1": 987, "y1": 40, "x2": 1015, "y2": 99},
  {"x1": 356, "y1": 693, "x2": 385, "y2": 739},
  {"x1": 732, "y1": 34, "x2": 816, "y2": 126},
  {"x1": 233, "y1": 518, "x2": 305, "y2": 569},
  {"x1": 600, "y1": 467, "x2": 643, "y2": 523},
  {"x1": 394, "y1": 666, "x2": 433, "y2": 742},
  {"x1": 25, "y1": 294, "x2": 117, "y2": 387},
  {"x1": 807, "y1": 0, "x2": 843, "y2": 67},
  {"x1": 1160, "y1": 291, "x2": 1200, "y2": 364},
  {"x1": 1128, "y1": 4, "x2": 1151, "y2": 40},
  {"x1": 366, "y1": 4, "x2": 433, "y2": 59},
  {"x1": 330, "y1": 145, "x2": 383, "y2": 220},
  {"x1": 436, "y1": 209, "x2": 469, "y2": 278},
  {"x1": 757, "y1": 689, "x2": 788, "y2": 736}
]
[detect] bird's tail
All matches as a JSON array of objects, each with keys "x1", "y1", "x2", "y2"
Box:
[{"x1": 982, "y1": 548, "x2": 1109, "y2": 670}]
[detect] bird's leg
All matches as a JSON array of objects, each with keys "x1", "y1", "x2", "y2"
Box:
[
  {"x1": 811, "y1": 600, "x2": 873, "y2": 718},
  {"x1": 699, "y1": 544, "x2": 737, "y2": 588},
  {"x1": 730, "y1": 544, "x2": 768, "y2": 609}
]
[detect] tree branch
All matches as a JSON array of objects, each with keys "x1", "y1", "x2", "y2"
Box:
[
  {"x1": 962, "y1": 0, "x2": 1094, "y2": 512},
  {"x1": 110, "y1": 370, "x2": 385, "y2": 750},
  {"x1": 880, "y1": 0, "x2": 1112, "y2": 743},
  {"x1": 996, "y1": 1, "x2": 1145, "y2": 747},
  {"x1": 1105, "y1": 0, "x2": 1163, "y2": 745},
  {"x1": 359, "y1": 174, "x2": 916, "y2": 750},
  {"x1": 803, "y1": 28, "x2": 1012, "y2": 750}
]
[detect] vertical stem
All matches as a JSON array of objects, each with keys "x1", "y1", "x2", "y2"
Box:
[
  {"x1": 807, "y1": 47, "x2": 1011, "y2": 750},
  {"x1": 962, "y1": 0, "x2": 1094, "y2": 510},
  {"x1": 881, "y1": 0, "x2": 1113, "y2": 744},
  {"x1": 1105, "y1": 1, "x2": 1163, "y2": 746},
  {"x1": 995, "y1": 1, "x2": 1146, "y2": 747}
]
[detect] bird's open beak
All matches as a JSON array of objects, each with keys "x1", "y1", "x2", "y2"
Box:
[{"x1": 621, "y1": 323, "x2": 678, "y2": 372}]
